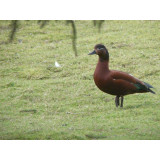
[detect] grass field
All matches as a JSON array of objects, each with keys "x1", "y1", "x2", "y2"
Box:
[{"x1": 0, "y1": 20, "x2": 160, "y2": 140}]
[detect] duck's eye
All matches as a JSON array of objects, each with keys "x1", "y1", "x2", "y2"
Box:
[{"x1": 97, "y1": 47, "x2": 103, "y2": 50}]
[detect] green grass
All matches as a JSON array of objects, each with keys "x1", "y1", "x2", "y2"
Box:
[{"x1": 0, "y1": 20, "x2": 160, "y2": 140}]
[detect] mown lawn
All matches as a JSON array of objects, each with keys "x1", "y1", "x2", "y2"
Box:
[{"x1": 0, "y1": 20, "x2": 160, "y2": 139}]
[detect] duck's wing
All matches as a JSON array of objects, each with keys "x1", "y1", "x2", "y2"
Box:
[
  {"x1": 111, "y1": 70, "x2": 155, "y2": 94},
  {"x1": 111, "y1": 70, "x2": 141, "y2": 83}
]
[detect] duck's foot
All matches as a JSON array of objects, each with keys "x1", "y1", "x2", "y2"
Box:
[{"x1": 115, "y1": 96, "x2": 119, "y2": 107}]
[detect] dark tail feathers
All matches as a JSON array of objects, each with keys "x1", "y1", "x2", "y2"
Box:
[
  {"x1": 143, "y1": 81, "x2": 156, "y2": 94},
  {"x1": 148, "y1": 88, "x2": 156, "y2": 94}
]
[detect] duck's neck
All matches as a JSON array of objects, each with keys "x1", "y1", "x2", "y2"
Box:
[
  {"x1": 98, "y1": 52, "x2": 109, "y2": 69},
  {"x1": 99, "y1": 51, "x2": 109, "y2": 62},
  {"x1": 99, "y1": 57, "x2": 109, "y2": 62},
  {"x1": 97, "y1": 58, "x2": 109, "y2": 71}
]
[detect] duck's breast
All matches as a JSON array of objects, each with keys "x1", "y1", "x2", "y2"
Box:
[{"x1": 94, "y1": 69, "x2": 112, "y2": 93}]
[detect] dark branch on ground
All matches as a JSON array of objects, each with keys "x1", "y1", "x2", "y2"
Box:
[
  {"x1": 9, "y1": 20, "x2": 18, "y2": 42},
  {"x1": 67, "y1": 20, "x2": 78, "y2": 57},
  {"x1": 93, "y1": 20, "x2": 105, "y2": 32},
  {"x1": 8, "y1": 20, "x2": 104, "y2": 57},
  {"x1": 38, "y1": 20, "x2": 49, "y2": 28}
]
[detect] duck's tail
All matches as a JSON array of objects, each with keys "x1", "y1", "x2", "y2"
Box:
[
  {"x1": 134, "y1": 82, "x2": 156, "y2": 94},
  {"x1": 143, "y1": 82, "x2": 156, "y2": 94},
  {"x1": 148, "y1": 88, "x2": 156, "y2": 94}
]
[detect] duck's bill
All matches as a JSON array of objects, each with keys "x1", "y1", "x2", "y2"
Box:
[{"x1": 88, "y1": 50, "x2": 96, "y2": 55}]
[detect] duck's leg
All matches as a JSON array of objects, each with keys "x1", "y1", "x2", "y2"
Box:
[
  {"x1": 115, "y1": 96, "x2": 119, "y2": 107},
  {"x1": 120, "y1": 96, "x2": 124, "y2": 108}
]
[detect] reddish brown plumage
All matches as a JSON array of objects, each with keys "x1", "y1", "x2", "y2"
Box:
[
  {"x1": 94, "y1": 60, "x2": 144, "y2": 96},
  {"x1": 89, "y1": 44, "x2": 155, "y2": 107}
]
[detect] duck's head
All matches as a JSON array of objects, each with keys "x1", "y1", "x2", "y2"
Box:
[{"x1": 88, "y1": 44, "x2": 109, "y2": 61}]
